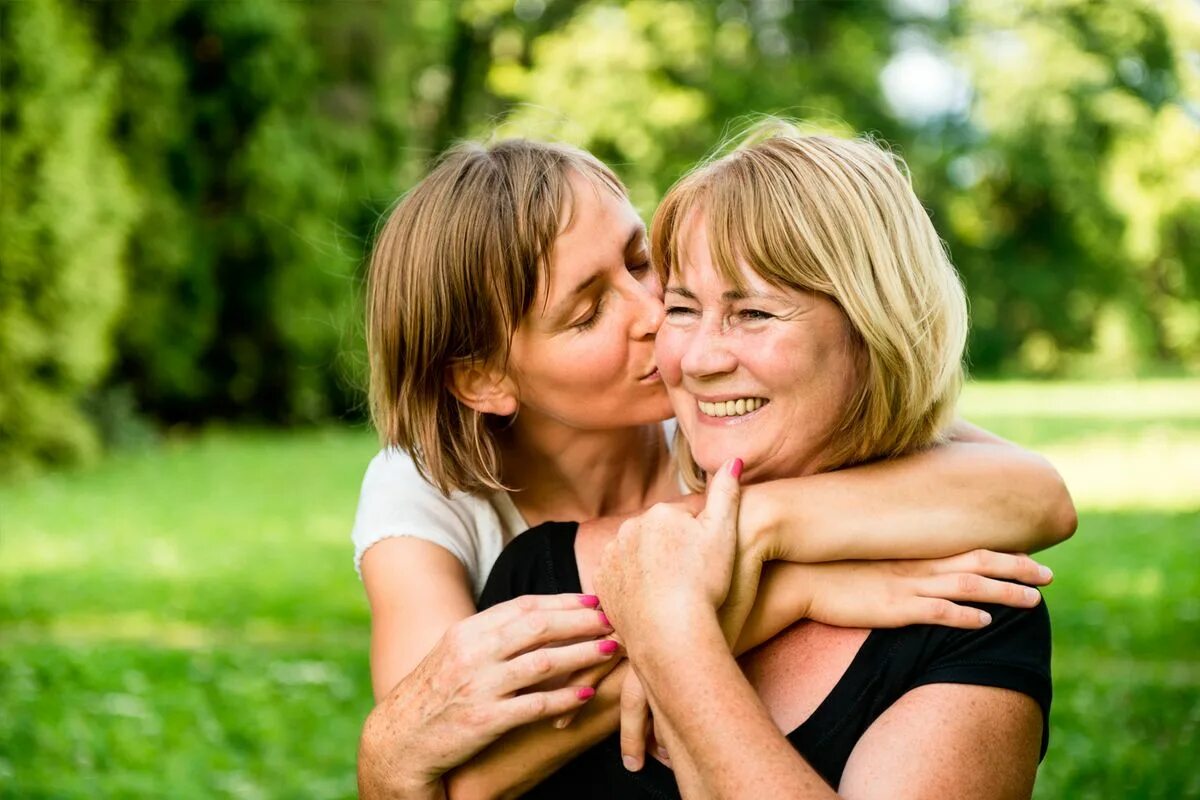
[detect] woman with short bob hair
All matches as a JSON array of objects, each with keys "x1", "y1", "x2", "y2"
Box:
[
  {"x1": 354, "y1": 135, "x2": 1073, "y2": 799},
  {"x1": 657, "y1": 126, "x2": 969, "y2": 488},
  {"x1": 561, "y1": 123, "x2": 1058, "y2": 797}
]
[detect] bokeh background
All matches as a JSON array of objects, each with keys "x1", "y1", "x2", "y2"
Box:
[{"x1": 1, "y1": 0, "x2": 1197, "y2": 797}]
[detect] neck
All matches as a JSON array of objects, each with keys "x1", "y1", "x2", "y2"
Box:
[{"x1": 499, "y1": 415, "x2": 676, "y2": 526}]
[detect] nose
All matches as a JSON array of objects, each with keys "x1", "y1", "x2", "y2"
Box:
[
  {"x1": 680, "y1": 315, "x2": 738, "y2": 378},
  {"x1": 629, "y1": 274, "x2": 666, "y2": 340}
]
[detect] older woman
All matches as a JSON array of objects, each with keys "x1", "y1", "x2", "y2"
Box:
[{"x1": 479, "y1": 126, "x2": 1054, "y2": 798}]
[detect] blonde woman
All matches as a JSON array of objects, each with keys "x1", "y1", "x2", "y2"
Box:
[
  {"x1": 354, "y1": 139, "x2": 1074, "y2": 798},
  {"x1": 481, "y1": 127, "x2": 1057, "y2": 798}
]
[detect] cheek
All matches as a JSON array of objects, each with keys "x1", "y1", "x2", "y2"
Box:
[{"x1": 654, "y1": 327, "x2": 686, "y2": 386}]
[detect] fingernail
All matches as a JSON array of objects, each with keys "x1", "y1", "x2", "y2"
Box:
[
  {"x1": 622, "y1": 755, "x2": 641, "y2": 772},
  {"x1": 1038, "y1": 566, "x2": 1053, "y2": 582},
  {"x1": 599, "y1": 611, "x2": 611, "y2": 628},
  {"x1": 598, "y1": 639, "x2": 619, "y2": 655},
  {"x1": 1024, "y1": 587, "x2": 1041, "y2": 604},
  {"x1": 728, "y1": 457, "x2": 744, "y2": 479},
  {"x1": 656, "y1": 747, "x2": 670, "y2": 761},
  {"x1": 580, "y1": 594, "x2": 601, "y2": 608},
  {"x1": 979, "y1": 610, "x2": 992, "y2": 625},
  {"x1": 576, "y1": 687, "x2": 596, "y2": 701},
  {"x1": 554, "y1": 716, "x2": 570, "y2": 729}
]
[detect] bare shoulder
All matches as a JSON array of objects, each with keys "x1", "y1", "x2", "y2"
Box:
[{"x1": 840, "y1": 682, "x2": 1042, "y2": 800}]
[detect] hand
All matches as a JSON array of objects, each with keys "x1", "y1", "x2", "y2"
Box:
[
  {"x1": 798, "y1": 550, "x2": 1052, "y2": 630},
  {"x1": 596, "y1": 458, "x2": 744, "y2": 638},
  {"x1": 550, "y1": 632, "x2": 624, "y2": 729},
  {"x1": 357, "y1": 593, "x2": 618, "y2": 796}
]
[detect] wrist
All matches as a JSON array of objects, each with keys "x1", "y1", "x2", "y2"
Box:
[
  {"x1": 359, "y1": 708, "x2": 445, "y2": 800},
  {"x1": 737, "y1": 483, "x2": 785, "y2": 562},
  {"x1": 622, "y1": 600, "x2": 725, "y2": 667}
]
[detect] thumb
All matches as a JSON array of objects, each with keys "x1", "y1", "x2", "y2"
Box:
[{"x1": 700, "y1": 457, "x2": 743, "y2": 530}]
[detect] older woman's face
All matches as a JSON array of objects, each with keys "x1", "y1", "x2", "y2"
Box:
[{"x1": 655, "y1": 215, "x2": 860, "y2": 482}]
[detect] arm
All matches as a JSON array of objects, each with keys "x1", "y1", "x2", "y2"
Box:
[
  {"x1": 739, "y1": 425, "x2": 1077, "y2": 565},
  {"x1": 357, "y1": 538, "x2": 617, "y2": 799},
  {"x1": 600, "y1": 478, "x2": 1044, "y2": 799},
  {"x1": 632, "y1": 608, "x2": 1042, "y2": 799}
]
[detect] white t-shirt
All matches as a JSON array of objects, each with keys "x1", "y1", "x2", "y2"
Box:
[{"x1": 351, "y1": 421, "x2": 680, "y2": 600}]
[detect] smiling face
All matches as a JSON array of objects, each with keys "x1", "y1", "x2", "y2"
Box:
[
  {"x1": 656, "y1": 213, "x2": 861, "y2": 482},
  {"x1": 505, "y1": 171, "x2": 674, "y2": 431}
]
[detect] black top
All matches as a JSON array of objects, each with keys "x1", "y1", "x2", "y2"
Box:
[{"x1": 479, "y1": 521, "x2": 1052, "y2": 799}]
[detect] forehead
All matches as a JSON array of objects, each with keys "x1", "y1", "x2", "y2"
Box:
[
  {"x1": 671, "y1": 211, "x2": 773, "y2": 296},
  {"x1": 543, "y1": 172, "x2": 642, "y2": 287}
]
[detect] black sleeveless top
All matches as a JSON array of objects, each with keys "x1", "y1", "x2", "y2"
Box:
[{"x1": 479, "y1": 522, "x2": 1052, "y2": 799}]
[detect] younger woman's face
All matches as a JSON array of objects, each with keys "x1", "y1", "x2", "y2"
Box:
[{"x1": 507, "y1": 172, "x2": 674, "y2": 431}]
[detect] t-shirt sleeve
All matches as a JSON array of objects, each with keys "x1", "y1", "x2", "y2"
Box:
[
  {"x1": 910, "y1": 598, "x2": 1053, "y2": 758},
  {"x1": 350, "y1": 449, "x2": 480, "y2": 581}
]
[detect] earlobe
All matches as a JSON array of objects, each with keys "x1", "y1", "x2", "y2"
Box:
[{"x1": 447, "y1": 362, "x2": 519, "y2": 417}]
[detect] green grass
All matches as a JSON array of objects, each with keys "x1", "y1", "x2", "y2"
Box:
[{"x1": 2, "y1": 383, "x2": 1198, "y2": 798}]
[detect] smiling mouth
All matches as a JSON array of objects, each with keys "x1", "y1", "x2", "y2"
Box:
[
  {"x1": 639, "y1": 367, "x2": 661, "y2": 381},
  {"x1": 697, "y1": 398, "x2": 768, "y2": 418}
]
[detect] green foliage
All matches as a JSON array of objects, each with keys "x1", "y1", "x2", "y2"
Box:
[
  {"x1": 2, "y1": 382, "x2": 1198, "y2": 797},
  {"x1": 95, "y1": 1, "x2": 413, "y2": 424},
  {"x1": 2, "y1": 0, "x2": 1197, "y2": 474},
  {"x1": 0, "y1": 0, "x2": 139, "y2": 477}
]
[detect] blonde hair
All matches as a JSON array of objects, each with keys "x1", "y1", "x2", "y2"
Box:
[
  {"x1": 652, "y1": 121, "x2": 968, "y2": 489},
  {"x1": 367, "y1": 139, "x2": 624, "y2": 494}
]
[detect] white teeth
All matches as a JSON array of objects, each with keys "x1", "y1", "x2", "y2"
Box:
[{"x1": 698, "y1": 398, "x2": 765, "y2": 418}]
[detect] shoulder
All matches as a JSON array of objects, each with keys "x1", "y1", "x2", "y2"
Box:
[
  {"x1": 352, "y1": 448, "x2": 501, "y2": 581},
  {"x1": 905, "y1": 597, "x2": 1052, "y2": 757}
]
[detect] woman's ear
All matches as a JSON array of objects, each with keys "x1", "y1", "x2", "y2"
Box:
[{"x1": 447, "y1": 362, "x2": 519, "y2": 417}]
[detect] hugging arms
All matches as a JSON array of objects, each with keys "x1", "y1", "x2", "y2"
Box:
[{"x1": 359, "y1": 425, "x2": 1071, "y2": 800}]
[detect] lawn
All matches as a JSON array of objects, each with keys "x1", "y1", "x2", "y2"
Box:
[{"x1": 2, "y1": 381, "x2": 1198, "y2": 798}]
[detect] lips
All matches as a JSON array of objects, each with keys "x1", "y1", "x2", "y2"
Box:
[{"x1": 639, "y1": 367, "x2": 660, "y2": 381}]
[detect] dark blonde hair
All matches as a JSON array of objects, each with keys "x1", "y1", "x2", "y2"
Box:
[
  {"x1": 653, "y1": 122, "x2": 968, "y2": 489},
  {"x1": 367, "y1": 139, "x2": 625, "y2": 494}
]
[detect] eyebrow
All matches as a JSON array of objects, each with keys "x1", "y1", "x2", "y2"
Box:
[
  {"x1": 549, "y1": 224, "x2": 647, "y2": 318},
  {"x1": 665, "y1": 285, "x2": 786, "y2": 303}
]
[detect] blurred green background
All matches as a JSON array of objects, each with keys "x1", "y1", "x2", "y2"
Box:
[{"x1": 1, "y1": 0, "x2": 1197, "y2": 797}]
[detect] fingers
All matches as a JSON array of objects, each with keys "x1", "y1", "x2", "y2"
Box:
[
  {"x1": 904, "y1": 596, "x2": 994, "y2": 629},
  {"x1": 496, "y1": 684, "x2": 599, "y2": 732},
  {"x1": 492, "y1": 605, "x2": 614, "y2": 659},
  {"x1": 700, "y1": 457, "x2": 744, "y2": 529},
  {"x1": 619, "y1": 673, "x2": 651, "y2": 772},
  {"x1": 497, "y1": 637, "x2": 620, "y2": 695},
  {"x1": 552, "y1": 652, "x2": 625, "y2": 729},
  {"x1": 927, "y1": 550, "x2": 1053, "y2": 586},
  {"x1": 920, "y1": 573, "x2": 1043, "y2": 609}
]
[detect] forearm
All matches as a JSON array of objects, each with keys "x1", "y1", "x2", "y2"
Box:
[
  {"x1": 741, "y1": 437, "x2": 1076, "y2": 564},
  {"x1": 443, "y1": 663, "x2": 627, "y2": 800},
  {"x1": 630, "y1": 606, "x2": 836, "y2": 799},
  {"x1": 358, "y1": 705, "x2": 448, "y2": 800}
]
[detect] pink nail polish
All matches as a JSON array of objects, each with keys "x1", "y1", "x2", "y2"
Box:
[
  {"x1": 729, "y1": 458, "x2": 744, "y2": 479},
  {"x1": 579, "y1": 594, "x2": 600, "y2": 608},
  {"x1": 599, "y1": 611, "x2": 611, "y2": 628},
  {"x1": 598, "y1": 639, "x2": 619, "y2": 655},
  {"x1": 576, "y1": 687, "x2": 596, "y2": 701}
]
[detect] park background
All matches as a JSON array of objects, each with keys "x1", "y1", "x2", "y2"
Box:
[{"x1": 1, "y1": 0, "x2": 1197, "y2": 797}]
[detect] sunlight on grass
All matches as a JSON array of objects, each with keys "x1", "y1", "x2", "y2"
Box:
[{"x1": 2, "y1": 382, "x2": 1198, "y2": 798}]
